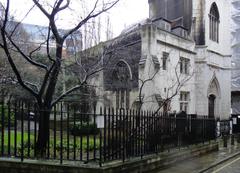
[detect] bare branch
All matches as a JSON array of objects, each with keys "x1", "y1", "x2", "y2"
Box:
[
  {"x1": 39, "y1": 62, "x2": 55, "y2": 97},
  {"x1": 11, "y1": 79, "x2": 39, "y2": 92},
  {"x1": 9, "y1": 3, "x2": 36, "y2": 38},
  {"x1": 0, "y1": 0, "x2": 38, "y2": 98},
  {"x1": 46, "y1": 24, "x2": 55, "y2": 62},
  {"x1": 63, "y1": 0, "x2": 120, "y2": 40},
  {"x1": 5, "y1": 32, "x2": 48, "y2": 70},
  {"x1": 51, "y1": 65, "x2": 103, "y2": 107},
  {"x1": 29, "y1": 40, "x2": 47, "y2": 57},
  {"x1": 54, "y1": 0, "x2": 70, "y2": 12},
  {"x1": 32, "y1": 0, "x2": 50, "y2": 18}
]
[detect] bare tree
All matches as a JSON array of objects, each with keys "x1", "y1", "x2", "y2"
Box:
[
  {"x1": 0, "y1": 0, "x2": 120, "y2": 156},
  {"x1": 137, "y1": 54, "x2": 194, "y2": 116},
  {"x1": 82, "y1": 12, "x2": 114, "y2": 49}
]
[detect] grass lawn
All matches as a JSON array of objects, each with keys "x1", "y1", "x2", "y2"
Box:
[{"x1": 0, "y1": 130, "x2": 100, "y2": 159}]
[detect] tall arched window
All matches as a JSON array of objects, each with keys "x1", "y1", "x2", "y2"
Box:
[
  {"x1": 112, "y1": 60, "x2": 132, "y2": 109},
  {"x1": 209, "y1": 3, "x2": 220, "y2": 42}
]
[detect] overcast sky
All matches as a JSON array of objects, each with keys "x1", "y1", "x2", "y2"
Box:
[
  {"x1": 110, "y1": 0, "x2": 149, "y2": 35},
  {"x1": 1, "y1": 0, "x2": 149, "y2": 37}
]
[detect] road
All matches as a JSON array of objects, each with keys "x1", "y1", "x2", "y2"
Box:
[
  {"x1": 155, "y1": 153, "x2": 240, "y2": 173},
  {"x1": 153, "y1": 151, "x2": 232, "y2": 173},
  {"x1": 151, "y1": 144, "x2": 240, "y2": 173},
  {"x1": 207, "y1": 155, "x2": 240, "y2": 173}
]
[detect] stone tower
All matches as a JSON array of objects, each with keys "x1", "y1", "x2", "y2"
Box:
[
  {"x1": 148, "y1": 0, "x2": 231, "y2": 48},
  {"x1": 192, "y1": 0, "x2": 231, "y2": 51},
  {"x1": 148, "y1": 0, "x2": 192, "y2": 32}
]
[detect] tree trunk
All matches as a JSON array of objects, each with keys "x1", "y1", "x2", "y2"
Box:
[{"x1": 36, "y1": 107, "x2": 50, "y2": 157}]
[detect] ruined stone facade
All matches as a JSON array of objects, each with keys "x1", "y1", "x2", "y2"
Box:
[{"x1": 88, "y1": 0, "x2": 231, "y2": 119}]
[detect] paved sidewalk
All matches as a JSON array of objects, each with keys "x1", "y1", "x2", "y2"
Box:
[{"x1": 156, "y1": 138, "x2": 240, "y2": 173}]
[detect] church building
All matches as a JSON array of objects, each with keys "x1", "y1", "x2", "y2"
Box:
[{"x1": 85, "y1": 0, "x2": 231, "y2": 120}]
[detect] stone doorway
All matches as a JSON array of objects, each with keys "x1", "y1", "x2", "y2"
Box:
[
  {"x1": 207, "y1": 76, "x2": 220, "y2": 118},
  {"x1": 208, "y1": 94, "x2": 216, "y2": 118}
]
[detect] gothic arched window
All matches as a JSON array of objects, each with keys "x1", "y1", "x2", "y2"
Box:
[
  {"x1": 113, "y1": 61, "x2": 130, "y2": 83},
  {"x1": 209, "y1": 3, "x2": 219, "y2": 42},
  {"x1": 112, "y1": 60, "x2": 132, "y2": 109}
]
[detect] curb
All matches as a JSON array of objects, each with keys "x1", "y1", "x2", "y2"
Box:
[
  {"x1": 0, "y1": 143, "x2": 218, "y2": 173},
  {"x1": 198, "y1": 150, "x2": 240, "y2": 173}
]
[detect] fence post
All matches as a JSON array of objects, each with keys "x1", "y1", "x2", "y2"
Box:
[
  {"x1": 223, "y1": 135, "x2": 228, "y2": 148},
  {"x1": 99, "y1": 129, "x2": 102, "y2": 167},
  {"x1": 86, "y1": 110, "x2": 90, "y2": 163},
  {"x1": 107, "y1": 108, "x2": 111, "y2": 161},
  {"x1": 14, "y1": 101, "x2": 17, "y2": 157},
  {"x1": 120, "y1": 108, "x2": 123, "y2": 160},
  {"x1": 27, "y1": 102, "x2": 30, "y2": 158},
  {"x1": 99, "y1": 107, "x2": 103, "y2": 167},
  {"x1": 73, "y1": 107, "x2": 76, "y2": 160},
  {"x1": 53, "y1": 105, "x2": 56, "y2": 159},
  {"x1": 60, "y1": 102, "x2": 63, "y2": 164},
  {"x1": 34, "y1": 103, "x2": 37, "y2": 158},
  {"x1": 122, "y1": 108, "x2": 125, "y2": 162},
  {"x1": 21, "y1": 101, "x2": 24, "y2": 162},
  {"x1": 7, "y1": 101, "x2": 11, "y2": 156},
  {"x1": 126, "y1": 109, "x2": 129, "y2": 159},
  {"x1": 140, "y1": 111, "x2": 143, "y2": 158},
  {"x1": 111, "y1": 107, "x2": 115, "y2": 160},
  {"x1": 93, "y1": 107, "x2": 96, "y2": 160},
  {"x1": 1, "y1": 99, "x2": 4, "y2": 156},
  {"x1": 67, "y1": 104, "x2": 70, "y2": 160},
  {"x1": 129, "y1": 109, "x2": 133, "y2": 157},
  {"x1": 80, "y1": 108, "x2": 83, "y2": 161},
  {"x1": 103, "y1": 107, "x2": 107, "y2": 162},
  {"x1": 143, "y1": 111, "x2": 146, "y2": 156},
  {"x1": 202, "y1": 117, "x2": 204, "y2": 144},
  {"x1": 231, "y1": 134, "x2": 235, "y2": 145}
]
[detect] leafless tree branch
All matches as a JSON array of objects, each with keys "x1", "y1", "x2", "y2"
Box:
[
  {"x1": 5, "y1": 32, "x2": 48, "y2": 70},
  {"x1": 0, "y1": 0, "x2": 38, "y2": 98},
  {"x1": 63, "y1": 0, "x2": 120, "y2": 40},
  {"x1": 32, "y1": 0, "x2": 51, "y2": 18},
  {"x1": 51, "y1": 66, "x2": 103, "y2": 106}
]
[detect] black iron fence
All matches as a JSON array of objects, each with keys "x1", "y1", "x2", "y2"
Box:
[
  {"x1": 0, "y1": 100, "x2": 217, "y2": 166},
  {"x1": 231, "y1": 114, "x2": 240, "y2": 134}
]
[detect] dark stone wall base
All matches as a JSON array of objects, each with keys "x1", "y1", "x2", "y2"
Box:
[{"x1": 0, "y1": 142, "x2": 218, "y2": 173}]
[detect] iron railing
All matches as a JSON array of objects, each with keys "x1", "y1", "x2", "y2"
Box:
[{"x1": 0, "y1": 100, "x2": 217, "y2": 166}]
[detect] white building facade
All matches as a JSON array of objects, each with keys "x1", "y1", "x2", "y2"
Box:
[
  {"x1": 232, "y1": 0, "x2": 240, "y2": 86},
  {"x1": 86, "y1": 0, "x2": 231, "y2": 120},
  {"x1": 192, "y1": 0, "x2": 231, "y2": 119},
  {"x1": 139, "y1": 0, "x2": 231, "y2": 119},
  {"x1": 231, "y1": 0, "x2": 240, "y2": 114}
]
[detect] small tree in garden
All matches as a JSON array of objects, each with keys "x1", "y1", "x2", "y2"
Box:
[{"x1": 0, "y1": 0, "x2": 120, "y2": 156}]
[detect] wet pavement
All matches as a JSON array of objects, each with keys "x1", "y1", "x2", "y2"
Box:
[
  {"x1": 209, "y1": 156, "x2": 240, "y2": 173},
  {"x1": 155, "y1": 139, "x2": 240, "y2": 173}
]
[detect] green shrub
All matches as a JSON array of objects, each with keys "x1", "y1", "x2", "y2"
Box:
[
  {"x1": 70, "y1": 122, "x2": 99, "y2": 136},
  {"x1": 52, "y1": 138, "x2": 100, "y2": 152}
]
